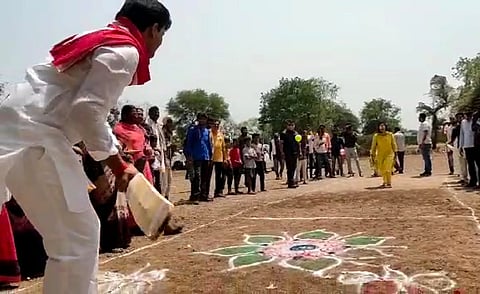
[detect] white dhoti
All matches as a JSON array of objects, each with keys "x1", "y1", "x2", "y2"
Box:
[
  {"x1": 161, "y1": 158, "x2": 173, "y2": 197},
  {"x1": 0, "y1": 44, "x2": 140, "y2": 293},
  {"x1": 2, "y1": 146, "x2": 100, "y2": 294},
  {"x1": 453, "y1": 147, "x2": 468, "y2": 181}
]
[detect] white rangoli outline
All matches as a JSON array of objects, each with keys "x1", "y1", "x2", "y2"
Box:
[
  {"x1": 337, "y1": 265, "x2": 457, "y2": 294},
  {"x1": 97, "y1": 263, "x2": 168, "y2": 294},
  {"x1": 196, "y1": 229, "x2": 406, "y2": 277}
]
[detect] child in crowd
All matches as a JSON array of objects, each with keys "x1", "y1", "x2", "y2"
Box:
[
  {"x1": 242, "y1": 137, "x2": 257, "y2": 195},
  {"x1": 252, "y1": 134, "x2": 266, "y2": 192},
  {"x1": 295, "y1": 132, "x2": 308, "y2": 184},
  {"x1": 227, "y1": 139, "x2": 243, "y2": 195},
  {"x1": 149, "y1": 135, "x2": 164, "y2": 195}
]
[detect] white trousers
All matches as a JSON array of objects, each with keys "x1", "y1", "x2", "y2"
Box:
[
  {"x1": 5, "y1": 147, "x2": 99, "y2": 294},
  {"x1": 161, "y1": 167, "x2": 173, "y2": 197},
  {"x1": 454, "y1": 147, "x2": 468, "y2": 181},
  {"x1": 345, "y1": 147, "x2": 362, "y2": 175},
  {"x1": 295, "y1": 159, "x2": 307, "y2": 182}
]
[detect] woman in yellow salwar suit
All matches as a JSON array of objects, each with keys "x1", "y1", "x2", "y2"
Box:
[{"x1": 370, "y1": 122, "x2": 397, "y2": 188}]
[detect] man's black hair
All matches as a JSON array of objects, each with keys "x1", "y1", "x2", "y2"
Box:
[
  {"x1": 394, "y1": 127, "x2": 401, "y2": 132},
  {"x1": 148, "y1": 105, "x2": 159, "y2": 113},
  {"x1": 197, "y1": 112, "x2": 208, "y2": 119},
  {"x1": 419, "y1": 113, "x2": 427, "y2": 119},
  {"x1": 116, "y1": 0, "x2": 172, "y2": 32},
  {"x1": 120, "y1": 104, "x2": 136, "y2": 121}
]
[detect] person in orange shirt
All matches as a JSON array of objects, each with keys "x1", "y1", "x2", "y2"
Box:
[{"x1": 210, "y1": 119, "x2": 229, "y2": 198}]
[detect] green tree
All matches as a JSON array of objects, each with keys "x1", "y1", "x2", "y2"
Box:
[
  {"x1": 259, "y1": 77, "x2": 341, "y2": 132},
  {"x1": 328, "y1": 101, "x2": 361, "y2": 131},
  {"x1": 416, "y1": 75, "x2": 457, "y2": 149},
  {"x1": 360, "y1": 98, "x2": 401, "y2": 135},
  {"x1": 452, "y1": 54, "x2": 480, "y2": 111},
  {"x1": 237, "y1": 118, "x2": 261, "y2": 134},
  {"x1": 166, "y1": 89, "x2": 230, "y2": 139}
]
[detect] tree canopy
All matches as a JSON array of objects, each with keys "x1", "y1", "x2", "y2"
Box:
[
  {"x1": 360, "y1": 98, "x2": 401, "y2": 134},
  {"x1": 166, "y1": 89, "x2": 230, "y2": 139},
  {"x1": 452, "y1": 54, "x2": 480, "y2": 111},
  {"x1": 259, "y1": 77, "x2": 359, "y2": 133},
  {"x1": 416, "y1": 75, "x2": 457, "y2": 149}
]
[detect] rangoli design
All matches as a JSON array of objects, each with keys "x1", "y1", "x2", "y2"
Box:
[
  {"x1": 338, "y1": 265, "x2": 456, "y2": 294},
  {"x1": 197, "y1": 229, "x2": 458, "y2": 292},
  {"x1": 97, "y1": 264, "x2": 168, "y2": 294},
  {"x1": 197, "y1": 229, "x2": 405, "y2": 276}
]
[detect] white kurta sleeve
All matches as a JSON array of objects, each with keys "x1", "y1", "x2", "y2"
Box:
[{"x1": 69, "y1": 46, "x2": 139, "y2": 161}]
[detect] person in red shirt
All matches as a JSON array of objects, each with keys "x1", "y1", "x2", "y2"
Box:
[{"x1": 228, "y1": 139, "x2": 243, "y2": 195}]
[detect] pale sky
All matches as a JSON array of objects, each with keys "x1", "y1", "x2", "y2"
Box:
[{"x1": 1, "y1": 0, "x2": 479, "y2": 129}]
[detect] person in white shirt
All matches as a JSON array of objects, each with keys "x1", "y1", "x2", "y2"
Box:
[
  {"x1": 459, "y1": 112, "x2": 480, "y2": 187},
  {"x1": 313, "y1": 125, "x2": 332, "y2": 179},
  {"x1": 417, "y1": 113, "x2": 433, "y2": 176},
  {"x1": 450, "y1": 112, "x2": 468, "y2": 184},
  {"x1": 270, "y1": 133, "x2": 284, "y2": 180},
  {"x1": 393, "y1": 127, "x2": 406, "y2": 173},
  {"x1": 242, "y1": 137, "x2": 257, "y2": 194},
  {"x1": 0, "y1": 2, "x2": 171, "y2": 293},
  {"x1": 146, "y1": 106, "x2": 166, "y2": 195},
  {"x1": 443, "y1": 119, "x2": 455, "y2": 175}
]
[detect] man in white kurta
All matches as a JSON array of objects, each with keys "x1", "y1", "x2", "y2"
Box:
[
  {"x1": 0, "y1": 45, "x2": 136, "y2": 294},
  {"x1": 0, "y1": 1, "x2": 172, "y2": 293}
]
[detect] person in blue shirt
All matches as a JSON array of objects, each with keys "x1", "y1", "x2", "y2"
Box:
[{"x1": 184, "y1": 113, "x2": 213, "y2": 202}]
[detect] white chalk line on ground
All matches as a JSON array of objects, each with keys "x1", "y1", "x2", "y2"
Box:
[
  {"x1": 14, "y1": 189, "x2": 312, "y2": 292},
  {"x1": 14, "y1": 179, "x2": 454, "y2": 293},
  {"x1": 446, "y1": 183, "x2": 480, "y2": 233},
  {"x1": 241, "y1": 215, "x2": 472, "y2": 221},
  {"x1": 99, "y1": 194, "x2": 304, "y2": 266}
]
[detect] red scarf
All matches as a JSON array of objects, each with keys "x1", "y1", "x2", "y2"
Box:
[{"x1": 50, "y1": 17, "x2": 150, "y2": 85}]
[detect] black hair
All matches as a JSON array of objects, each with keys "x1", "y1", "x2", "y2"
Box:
[
  {"x1": 116, "y1": 0, "x2": 172, "y2": 32},
  {"x1": 377, "y1": 121, "x2": 387, "y2": 133},
  {"x1": 394, "y1": 127, "x2": 401, "y2": 132},
  {"x1": 197, "y1": 112, "x2": 208, "y2": 120},
  {"x1": 148, "y1": 106, "x2": 159, "y2": 114},
  {"x1": 120, "y1": 104, "x2": 136, "y2": 121},
  {"x1": 419, "y1": 113, "x2": 427, "y2": 119}
]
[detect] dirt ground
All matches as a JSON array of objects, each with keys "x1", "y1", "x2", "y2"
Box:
[{"x1": 10, "y1": 154, "x2": 480, "y2": 293}]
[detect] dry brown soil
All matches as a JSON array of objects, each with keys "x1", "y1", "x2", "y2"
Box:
[{"x1": 11, "y1": 154, "x2": 480, "y2": 293}]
